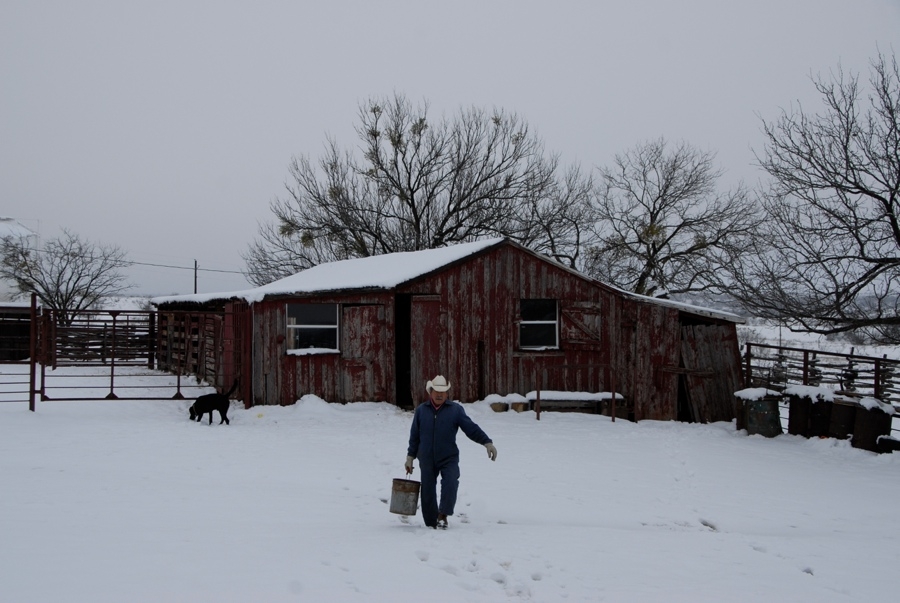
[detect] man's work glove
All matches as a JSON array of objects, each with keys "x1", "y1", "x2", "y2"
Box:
[
  {"x1": 404, "y1": 455, "x2": 415, "y2": 474},
  {"x1": 485, "y1": 443, "x2": 498, "y2": 461}
]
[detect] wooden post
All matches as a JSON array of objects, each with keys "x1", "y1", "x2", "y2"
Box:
[
  {"x1": 802, "y1": 350, "x2": 809, "y2": 385},
  {"x1": 745, "y1": 343, "x2": 752, "y2": 387},
  {"x1": 148, "y1": 312, "x2": 156, "y2": 369},
  {"x1": 610, "y1": 300, "x2": 618, "y2": 422},
  {"x1": 873, "y1": 358, "x2": 882, "y2": 400}
]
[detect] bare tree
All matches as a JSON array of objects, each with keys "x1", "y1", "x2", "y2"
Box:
[
  {"x1": 515, "y1": 164, "x2": 597, "y2": 269},
  {"x1": 244, "y1": 94, "x2": 587, "y2": 284},
  {"x1": 585, "y1": 138, "x2": 761, "y2": 298},
  {"x1": 0, "y1": 229, "x2": 132, "y2": 325},
  {"x1": 728, "y1": 51, "x2": 900, "y2": 343}
]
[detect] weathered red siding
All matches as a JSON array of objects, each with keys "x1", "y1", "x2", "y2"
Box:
[
  {"x1": 251, "y1": 293, "x2": 394, "y2": 406},
  {"x1": 238, "y1": 241, "x2": 742, "y2": 422}
]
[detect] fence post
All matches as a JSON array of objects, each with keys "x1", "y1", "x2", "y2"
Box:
[
  {"x1": 28, "y1": 293, "x2": 37, "y2": 412},
  {"x1": 148, "y1": 312, "x2": 156, "y2": 369},
  {"x1": 874, "y1": 359, "x2": 882, "y2": 400},
  {"x1": 745, "y1": 343, "x2": 753, "y2": 387},
  {"x1": 106, "y1": 312, "x2": 119, "y2": 399},
  {"x1": 802, "y1": 350, "x2": 809, "y2": 385}
]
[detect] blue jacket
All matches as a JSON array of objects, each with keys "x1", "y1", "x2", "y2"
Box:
[{"x1": 407, "y1": 400, "x2": 492, "y2": 466}]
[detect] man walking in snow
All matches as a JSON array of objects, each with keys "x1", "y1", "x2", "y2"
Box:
[{"x1": 405, "y1": 375, "x2": 497, "y2": 529}]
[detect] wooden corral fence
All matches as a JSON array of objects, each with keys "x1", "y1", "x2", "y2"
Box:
[
  {"x1": 40, "y1": 310, "x2": 156, "y2": 367},
  {"x1": 155, "y1": 302, "x2": 250, "y2": 403},
  {"x1": 743, "y1": 343, "x2": 899, "y2": 401},
  {"x1": 743, "y1": 342, "x2": 900, "y2": 439},
  {"x1": 0, "y1": 296, "x2": 245, "y2": 409}
]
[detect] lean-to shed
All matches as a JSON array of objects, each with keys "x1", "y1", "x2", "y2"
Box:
[{"x1": 152, "y1": 238, "x2": 744, "y2": 422}]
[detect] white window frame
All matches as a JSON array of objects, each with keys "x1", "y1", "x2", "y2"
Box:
[
  {"x1": 286, "y1": 303, "x2": 340, "y2": 354},
  {"x1": 519, "y1": 299, "x2": 559, "y2": 350}
]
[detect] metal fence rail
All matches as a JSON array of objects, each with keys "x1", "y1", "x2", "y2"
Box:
[
  {"x1": 744, "y1": 342, "x2": 900, "y2": 401},
  {"x1": 744, "y1": 342, "x2": 900, "y2": 438},
  {"x1": 0, "y1": 296, "x2": 242, "y2": 408}
]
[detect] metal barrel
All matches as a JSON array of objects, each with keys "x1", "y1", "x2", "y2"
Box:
[
  {"x1": 389, "y1": 478, "x2": 420, "y2": 515},
  {"x1": 852, "y1": 406, "x2": 893, "y2": 452},
  {"x1": 828, "y1": 401, "x2": 857, "y2": 439},
  {"x1": 744, "y1": 396, "x2": 783, "y2": 438},
  {"x1": 787, "y1": 395, "x2": 811, "y2": 436}
]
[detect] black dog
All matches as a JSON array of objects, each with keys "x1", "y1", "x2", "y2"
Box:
[{"x1": 189, "y1": 380, "x2": 238, "y2": 425}]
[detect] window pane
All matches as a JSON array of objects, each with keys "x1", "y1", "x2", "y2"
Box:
[
  {"x1": 287, "y1": 303, "x2": 337, "y2": 326},
  {"x1": 521, "y1": 299, "x2": 557, "y2": 321},
  {"x1": 292, "y1": 327, "x2": 338, "y2": 349},
  {"x1": 520, "y1": 323, "x2": 557, "y2": 348}
]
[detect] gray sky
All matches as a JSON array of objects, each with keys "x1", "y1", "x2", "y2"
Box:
[{"x1": 2, "y1": 1, "x2": 898, "y2": 296}]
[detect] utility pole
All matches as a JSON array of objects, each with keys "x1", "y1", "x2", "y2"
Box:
[{"x1": 194, "y1": 260, "x2": 198, "y2": 294}]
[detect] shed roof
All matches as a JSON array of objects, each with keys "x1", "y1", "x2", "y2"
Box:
[
  {"x1": 152, "y1": 238, "x2": 506, "y2": 306},
  {"x1": 151, "y1": 237, "x2": 744, "y2": 323},
  {"x1": 627, "y1": 293, "x2": 745, "y2": 323}
]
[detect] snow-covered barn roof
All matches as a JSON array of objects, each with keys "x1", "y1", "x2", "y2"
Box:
[
  {"x1": 627, "y1": 293, "x2": 745, "y2": 324},
  {"x1": 151, "y1": 237, "x2": 744, "y2": 323},
  {"x1": 151, "y1": 238, "x2": 505, "y2": 306}
]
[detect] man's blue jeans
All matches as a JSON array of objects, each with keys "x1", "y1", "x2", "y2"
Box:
[{"x1": 418, "y1": 459, "x2": 460, "y2": 527}]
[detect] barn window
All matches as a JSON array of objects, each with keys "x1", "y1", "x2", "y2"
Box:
[
  {"x1": 286, "y1": 303, "x2": 339, "y2": 352},
  {"x1": 519, "y1": 299, "x2": 558, "y2": 349}
]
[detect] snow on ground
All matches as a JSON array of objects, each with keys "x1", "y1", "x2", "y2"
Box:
[
  {"x1": 1, "y1": 365, "x2": 899, "y2": 602},
  {"x1": 736, "y1": 320, "x2": 900, "y2": 361}
]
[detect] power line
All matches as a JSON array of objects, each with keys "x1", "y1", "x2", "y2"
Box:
[
  {"x1": 5, "y1": 237, "x2": 249, "y2": 295},
  {"x1": 130, "y1": 260, "x2": 244, "y2": 275},
  {"x1": 9, "y1": 243, "x2": 245, "y2": 275}
]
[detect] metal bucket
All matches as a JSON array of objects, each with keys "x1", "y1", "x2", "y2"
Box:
[{"x1": 389, "y1": 478, "x2": 420, "y2": 515}]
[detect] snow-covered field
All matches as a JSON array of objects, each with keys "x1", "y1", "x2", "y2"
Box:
[
  {"x1": 1, "y1": 360, "x2": 899, "y2": 602},
  {"x1": 737, "y1": 319, "x2": 900, "y2": 361}
]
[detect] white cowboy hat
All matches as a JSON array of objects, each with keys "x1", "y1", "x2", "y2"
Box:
[{"x1": 425, "y1": 375, "x2": 451, "y2": 393}]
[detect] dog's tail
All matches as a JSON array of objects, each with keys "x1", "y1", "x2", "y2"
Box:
[{"x1": 224, "y1": 379, "x2": 239, "y2": 399}]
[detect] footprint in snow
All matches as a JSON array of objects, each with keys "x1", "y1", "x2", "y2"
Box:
[{"x1": 441, "y1": 565, "x2": 459, "y2": 576}]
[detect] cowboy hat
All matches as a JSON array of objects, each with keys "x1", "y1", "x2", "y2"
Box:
[{"x1": 425, "y1": 375, "x2": 451, "y2": 393}]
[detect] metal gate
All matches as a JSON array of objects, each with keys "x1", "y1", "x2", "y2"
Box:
[
  {"x1": 0, "y1": 299, "x2": 35, "y2": 405},
  {"x1": 0, "y1": 295, "x2": 248, "y2": 410}
]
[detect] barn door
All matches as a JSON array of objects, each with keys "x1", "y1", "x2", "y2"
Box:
[
  {"x1": 408, "y1": 295, "x2": 444, "y2": 407},
  {"x1": 340, "y1": 305, "x2": 386, "y2": 402},
  {"x1": 680, "y1": 324, "x2": 740, "y2": 423}
]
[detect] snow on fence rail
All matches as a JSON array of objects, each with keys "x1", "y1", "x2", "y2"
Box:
[
  {"x1": 743, "y1": 342, "x2": 900, "y2": 402},
  {"x1": 743, "y1": 342, "x2": 900, "y2": 438}
]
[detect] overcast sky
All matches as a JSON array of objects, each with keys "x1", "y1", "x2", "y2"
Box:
[{"x1": 2, "y1": 1, "x2": 898, "y2": 296}]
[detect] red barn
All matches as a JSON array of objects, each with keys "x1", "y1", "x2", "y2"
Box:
[{"x1": 153, "y1": 238, "x2": 743, "y2": 422}]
